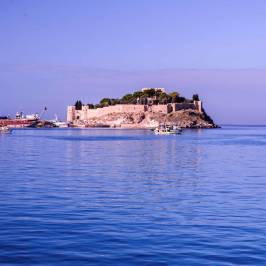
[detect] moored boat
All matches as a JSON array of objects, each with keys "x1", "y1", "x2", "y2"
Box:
[
  {"x1": 48, "y1": 115, "x2": 69, "y2": 128},
  {"x1": 154, "y1": 124, "x2": 182, "y2": 135},
  {"x1": 0, "y1": 112, "x2": 39, "y2": 128}
]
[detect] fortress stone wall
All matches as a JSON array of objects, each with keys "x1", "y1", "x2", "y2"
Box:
[
  {"x1": 67, "y1": 101, "x2": 202, "y2": 123},
  {"x1": 172, "y1": 103, "x2": 197, "y2": 111}
]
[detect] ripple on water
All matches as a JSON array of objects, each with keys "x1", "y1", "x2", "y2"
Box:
[{"x1": 0, "y1": 126, "x2": 266, "y2": 265}]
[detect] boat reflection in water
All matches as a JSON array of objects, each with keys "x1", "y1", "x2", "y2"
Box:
[{"x1": 0, "y1": 126, "x2": 12, "y2": 134}]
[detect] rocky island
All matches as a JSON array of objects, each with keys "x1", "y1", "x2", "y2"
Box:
[{"x1": 67, "y1": 88, "x2": 218, "y2": 129}]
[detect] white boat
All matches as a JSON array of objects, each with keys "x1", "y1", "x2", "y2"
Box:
[
  {"x1": 0, "y1": 126, "x2": 12, "y2": 134},
  {"x1": 154, "y1": 124, "x2": 182, "y2": 135},
  {"x1": 49, "y1": 115, "x2": 69, "y2": 128},
  {"x1": 53, "y1": 121, "x2": 68, "y2": 128}
]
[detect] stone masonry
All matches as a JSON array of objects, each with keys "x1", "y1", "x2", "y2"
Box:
[{"x1": 67, "y1": 101, "x2": 202, "y2": 123}]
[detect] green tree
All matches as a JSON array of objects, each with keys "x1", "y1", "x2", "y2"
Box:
[
  {"x1": 100, "y1": 98, "x2": 111, "y2": 106},
  {"x1": 95, "y1": 104, "x2": 102, "y2": 109},
  {"x1": 132, "y1": 91, "x2": 144, "y2": 99},
  {"x1": 158, "y1": 93, "x2": 171, "y2": 104},
  {"x1": 121, "y1": 93, "x2": 134, "y2": 103},
  {"x1": 110, "y1": 98, "x2": 120, "y2": 105},
  {"x1": 176, "y1": 96, "x2": 186, "y2": 103},
  {"x1": 192, "y1": 94, "x2": 200, "y2": 101},
  {"x1": 169, "y1": 92, "x2": 180, "y2": 103},
  {"x1": 155, "y1": 89, "x2": 164, "y2": 97},
  {"x1": 75, "y1": 100, "x2": 83, "y2": 110},
  {"x1": 144, "y1": 88, "x2": 156, "y2": 97}
]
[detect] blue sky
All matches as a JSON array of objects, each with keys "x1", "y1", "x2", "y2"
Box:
[{"x1": 0, "y1": 0, "x2": 266, "y2": 124}]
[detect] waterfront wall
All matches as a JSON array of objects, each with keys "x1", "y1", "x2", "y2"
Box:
[
  {"x1": 172, "y1": 103, "x2": 196, "y2": 111},
  {"x1": 67, "y1": 105, "x2": 145, "y2": 122},
  {"x1": 67, "y1": 101, "x2": 202, "y2": 123}
]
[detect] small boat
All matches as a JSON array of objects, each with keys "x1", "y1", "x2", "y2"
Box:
[
  {"x1": 52, "y1": 120, "x2": 68, "y2": 128},
  {"x1": 49, "y1": 115, "x2": 69, "y2": 128},
  {"x1": 154, "y1": 124, "x2": 182, "y2": 135},
  {"x1": 0, "y1": 126, "x2": 12, "y2": 134}
]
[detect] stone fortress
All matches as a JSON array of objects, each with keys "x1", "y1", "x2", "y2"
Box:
[{"x1": 67, "y1": 88, "x2": 203, "y2": 126}]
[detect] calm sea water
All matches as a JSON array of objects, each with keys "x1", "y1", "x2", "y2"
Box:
[{"x1": 1, "y1": 126, "x2": 266, "y2": 265}]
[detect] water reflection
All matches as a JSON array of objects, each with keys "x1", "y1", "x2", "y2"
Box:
[{"x1": 1, "y1": 127, "x2": 266, "y2": 265}]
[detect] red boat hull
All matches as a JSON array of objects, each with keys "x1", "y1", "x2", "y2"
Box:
[{"x1": 0, "y1": 119, "x2": 36, "y2": 128}]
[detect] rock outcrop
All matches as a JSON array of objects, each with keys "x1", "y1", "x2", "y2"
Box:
[{"x1": 75, "y1": 108, "x2": 217, "y2": 129}]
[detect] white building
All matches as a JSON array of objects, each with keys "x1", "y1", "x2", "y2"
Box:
[{"x1": 141, "y1": 88, "x2": 166, "y2": 93}]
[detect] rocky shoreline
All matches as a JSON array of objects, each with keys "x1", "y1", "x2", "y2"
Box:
[{"x1": 74, "y1": 108, "x2": 218, "y2": 129}]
